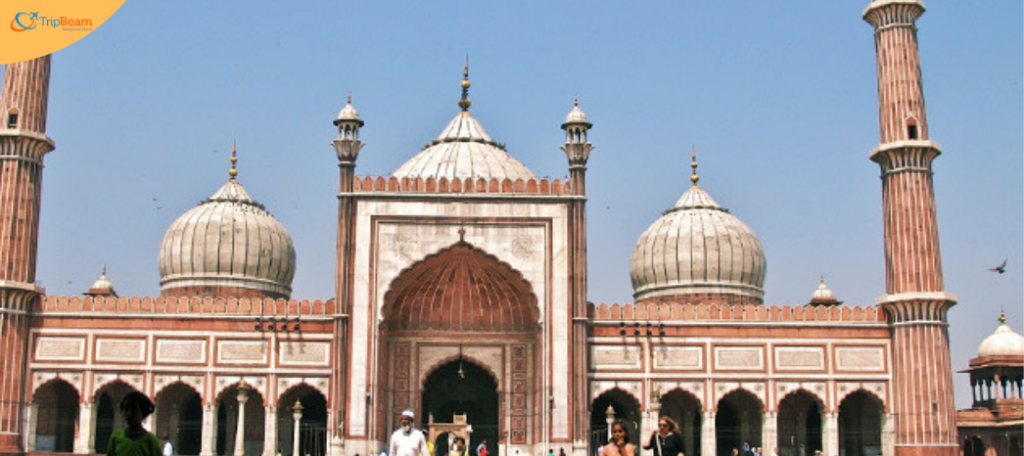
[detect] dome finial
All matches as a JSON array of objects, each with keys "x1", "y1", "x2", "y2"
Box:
[
  {"x1": 574, "y1": 94, "x2": 579, "y2": 107},
  {"x1": 458, "y1": 55, "x2": 472, "y2": 111},
  {"x1": 229, "y1": 140, "x2": 238, "y2": 179},
  {"x1": 690, "y1": 145, "x2": 699, "y2": 184},
  {"x1": 347, "y1": 92, "x2": 352, "y2": 105},
  {"x1": 999, "y1": 306, "x2": 1006, "y2": 324}
]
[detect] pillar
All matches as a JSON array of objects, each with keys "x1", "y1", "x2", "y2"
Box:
[
  {"x1": 761, "y1": 411, "x2": 776, "y2": 455},
  {"x1": 701, "y1": 411, "x2": 715, "y2": 456},
  {"x1": 236, "y1": 386, "x2": 250, "y2": 456},
  {"x1": 74, "y1": 401, "x2": 97, "y2": 454},
  {"x1": 25, "y1": 402, "x2": 37, "y2": 452},
  {"x1": 823, "y1": 412, "x2": 838, "y2": 456},
  {"x1": 264, "y1": 406, "x2": 277, "y2": 456},
  {"x1": 292, "y1": 402, "x2": 303, "y2": 456},
  {"x1": 202, "y1": 403, "x2": 218, "y2": 456}
]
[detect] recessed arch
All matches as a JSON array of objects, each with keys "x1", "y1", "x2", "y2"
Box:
[
  {"x1": 94, "y1": 380, "x2": 141, "y2": 454},
  {"x1": 155, "y1": 382, "x2": 203, "y2": 455},
  {"x1": 715, "y1": 389, "x2": 762, "y2": 456},
  {"x1": 33, "y1": 378, "x2": 80, "y2": 453},
  {"x1": 278, "y1": 384, "x2": 328, "y2": 456},
  {"x1": 420, "y1": 353, "x2": 501, "y2": 390},
  {"x1": 838, "y1": 389, "x2": 884, "y2": 456},
  {"x1": 776, "y1": 389, "x2": 824, "y2": 456},
  {"x1": 591, "y1": 388, "x2": 642, "y2": 450},
  {"x1": 422, "y1": 358, "x2": 499, "y2": 453},
  {"x1": 216, "y1": 382, "x2": 266, "y2": 456},
  {"x1": 383, "y1": 241, "x2": 539, "y2": 333},
  {"x1": 659, "y1": 388, "x2": 703, "y2": 456}
]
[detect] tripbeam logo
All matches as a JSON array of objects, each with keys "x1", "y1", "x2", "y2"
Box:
[
  {"x1": 10, "y1": 11, "x2": 37, "y2": 32},
  {"x1": 11, "y1": 11, "x2": 93, "y2": 32},
  {"x1": 1, "y1": 0, "x2": 126, "y2": 64}
]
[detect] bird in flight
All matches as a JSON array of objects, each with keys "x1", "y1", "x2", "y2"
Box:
[{"x1": 989, "y1": 259, "x2": 1007, "y2": 274}]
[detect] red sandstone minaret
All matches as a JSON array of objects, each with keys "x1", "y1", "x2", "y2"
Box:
[
  {"x1": 0, "y1": 55, "x2": 55, "y2": 454},
  {"x1": 561, "y1": 97, "x2": 592, "y2": 448},
  {"x1": 863, "y1": 2, "x2": 958, "y2": 455}
]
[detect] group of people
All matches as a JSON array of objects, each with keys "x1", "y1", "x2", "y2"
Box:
[
  {"x1": 388, "y1": 410, "x2": 489, "y2": 456},
  {"x1": 731, "y1": 443, "x2": 780, "y2": 456}
]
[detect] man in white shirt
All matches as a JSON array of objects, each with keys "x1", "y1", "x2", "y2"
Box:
[
  {"x1": 163, "y1": 439, "x2": 173, "y2": 456},
  {"x1": 389, "y1": 410, "x2": 429, "y2": 456}
]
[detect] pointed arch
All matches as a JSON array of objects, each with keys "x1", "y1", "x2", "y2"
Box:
[
  {"x1": 659, "y1": 388, "x2": 703, "y2": 456},
  {"x1": 33, "y1": 378, "x2": 79, "y2": 453},
  {"x1": 591, "y1": 387, "x2": 642, "y2": 449},
  {"x1": 777, "y1": 389, "x2": 824, "y2": 456},
  {"x1": 838, "y1": 389, "x2": 884, "y2": 456},
  {"x1": 94, "y1": 380, "x2": 142, "y2": 454},
  {"x1": 383, "y1": 241, "x2": 539, "y2": 332},
  {"x1": 278, "y1": 384, "x2": 328, "y2": 456},
  {"x1": 155, "y1": 382, "x2": 204, "y2": 455}
]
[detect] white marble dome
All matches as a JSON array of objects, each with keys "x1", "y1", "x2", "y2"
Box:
[
  {"x1": 978, "y1": 314, "x2": 1024, "y2": 358},
  {"x1": 630, "y1": 181, "x2": 766, "y2": 302},
  {"x1": 158, "y1": 178, "x2": 296, "y2": 297},
  {"x1": 392, "y1": 110, "x2": 536, "y2": 181}
]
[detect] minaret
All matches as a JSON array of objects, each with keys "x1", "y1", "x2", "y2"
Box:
[
  {"x1": 863, "y1": 2, "x2": 958, "y2": 455},
  {"x1": 560, "y1": 97, "x2": 593, "y2": 451},
  {"x1": 331, "y1": 92, "x2": 363, "y2": 454},
  {"x1": 0, "y1": 55, "x2": 55, "y2": 453}
]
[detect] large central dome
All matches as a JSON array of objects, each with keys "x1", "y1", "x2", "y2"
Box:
[
  {"x1": 391, "y1": 65, "x2": 536, "y2": 181},
  {"x1": 630, "y1": 154, "x2": 766, "y2": 304}
]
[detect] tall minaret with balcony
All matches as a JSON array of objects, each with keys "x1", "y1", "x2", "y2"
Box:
[
  {"x1": 0, "y1": 55, "x2": 55, "y2": 453},
  {"x1": 561, "y1": 97, "x2": 593, "y2": 450},
  {"x1": 863, "y1": 2, "x2": 957, "y2": 455},
  {"x1": 331, "y1": 93, "x2": 364, "y2": 454}
]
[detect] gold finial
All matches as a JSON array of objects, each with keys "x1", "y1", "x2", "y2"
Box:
[
  {"x1": 229, "y1": 140, "x2": 238, "y2": 178},
  {"x1": 574, "y1": 94, "x2": 579, "y2": 107},
  {"x1": 346, "y1": 92, "x2": 352, "y2": 105},
  {"x1": 458, "y1": 56, "x2": 472, "y2": 111},
  {"x1": 999, "y1": 306, "x2": 1006, "y2": 324},
  {"x1": 690, "y1": 146, "x2": 699, "y2": 184},
  {"x1": 101, "y1": 265, "x2": 107, "y2": 278}
]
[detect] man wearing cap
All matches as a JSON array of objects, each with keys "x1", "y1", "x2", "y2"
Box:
[{"x1": 390, "y1": 410, "x2": 429, "y2": 456}]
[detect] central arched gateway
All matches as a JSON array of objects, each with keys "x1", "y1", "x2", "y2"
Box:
[{"x1": 381, "y1": 241, "x2": 540, "y2": 455}]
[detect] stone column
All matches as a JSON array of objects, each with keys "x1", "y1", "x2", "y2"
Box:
[
  {"x1": 264, "y1": 406, "x2": 277, "y2": 456},
  {"x1": 640, "y1": 410, "x2": 658, "y2": 449},
  {"x1": 74, "y1": 401, "x2": 97, "y2": 454},
  {"x1": 881, "y1": 413, "x2": 895, "y2": 456},
  {"x1": 25, "y1": 402, "x2": 38, "y2": 452},
  {"x1": 761, "y1": 411, "x2": 776, "y2": 456},
  {"x1": 701, "y1": 411, "x2": 715, "y2": 456},
  {"x1": 202, "y1": 403, "x2": 218, "y2": 456},
  {"x1": 236, "y1": 385, "x2": 250, "y2": 456},
  {"x1": 292, "y1": 401, "x2": 304, "y2": 456},
  {"x1": 823, "y1": 412, "x2": 838, "y2": 456}
]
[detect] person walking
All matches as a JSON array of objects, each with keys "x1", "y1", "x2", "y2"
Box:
[
  {"x1": 106, "y1": 392, "x2": 162, "y2": 456},
  {"x1": 389, "y1": 410, "x2": 429, "y2": 456},
  {"x1": 643, "y1": 417, "x2": 684, "y2": 456}
]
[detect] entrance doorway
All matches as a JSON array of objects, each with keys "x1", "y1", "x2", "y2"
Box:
[{"x1": 422, "y1": 359, "x2": 499, "y2": 454}]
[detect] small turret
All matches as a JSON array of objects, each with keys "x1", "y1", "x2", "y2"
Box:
[
  {"x1": 85, "y1": 266, "x2": 117, "y2": 297},
  {"x1": 560, "y1": 96, "x2": 594, "y2": 195}
]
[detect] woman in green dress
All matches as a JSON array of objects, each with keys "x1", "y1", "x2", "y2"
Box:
[{"x1": 106, "y1": 392, "x2": 162, "y2": 456}]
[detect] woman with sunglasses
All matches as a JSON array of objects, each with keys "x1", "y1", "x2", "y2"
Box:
[{"x1": 643, "y1": 417, "x2": 684, "y2": 456}]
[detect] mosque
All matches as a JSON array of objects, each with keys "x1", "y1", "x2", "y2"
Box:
[{"x1": 0, "y1": 2, "x2": 1020, "y2": 456}]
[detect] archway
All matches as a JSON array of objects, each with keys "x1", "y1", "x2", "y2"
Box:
[
  {"x1": 715, "y1": 389, "x2": 762, "y2": 456},
  {"x1": 422, "y1": 359, "x2": 499, "y2": 453},
  {"x1": 156, "y1": 382, "x2": 204, "y2": 455},
  {"x1": 33, "y1": 379, "x2": 79, "y2": 453},
  {"x1": 94, "y1": 380, "x2": 140, "y2": 454},
  {"x1": 837, "y1": 390, "x2": 882, "y2": 456},
  {"x1": 591, "y1": 389, "x2": 642, "y2": 450},
  {"x1": 278, "y1": 384, "x2": 328, "y2": 456},
  {"x1": 776, "y1": 390, "x2": 822, "y2": 456},
  {"x1": 659, "y1": 389, "x2": 702, "y2": 456},
  {"x1": 962, "y1": 436, "x2": 985, "y2": 456},
  {"x1": 216, "y1": 383, "x2": 265, "y2": 456}
]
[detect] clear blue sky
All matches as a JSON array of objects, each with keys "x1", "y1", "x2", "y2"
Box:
[{"x1": 6, "y1": 2, "x2": 1021, "y2": 409}]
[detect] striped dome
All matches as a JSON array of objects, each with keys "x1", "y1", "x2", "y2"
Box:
[
  {"x1": 630, "y1": 183, "x2": 766, "y2": 302},
  {"x1": 158, "y1": 178, "x2": 296, "y2": 298},
  {"x1": 392, "y1": 110, "x2": 536, "y2": 181}
]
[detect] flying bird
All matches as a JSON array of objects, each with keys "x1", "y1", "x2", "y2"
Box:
[{"x1": 989, "y1": 259, "x2": 1007, "y2": 274}]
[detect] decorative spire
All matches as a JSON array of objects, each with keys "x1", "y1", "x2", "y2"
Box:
[
  {"x1": 690, "y1": 146, "x2": 699, "y2": 184},
  {"x1": 229, "y1": 141, "x2": 238, "y2": 179},
  {"x1": 999, "y1": 307, "x2": 1006, "y2": 324},
  {"x1": 347, "y1": 92, "x2": 352, "y2": 105},
  {"x1": 458, "y1": 57, "x2": 471, "y2": 111},
  {"x1": 574, "y1": 94, "x2": 579, "y2": 107}
]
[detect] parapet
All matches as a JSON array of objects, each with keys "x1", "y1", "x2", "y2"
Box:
[
  {"x1": 352, "y1": 175, "x2": 576, "y2": 196},
  {"x1": 36, "y1": 295, "x2": 336, "y2": 316},
  {"x1": 588, "y1": 301, "x2": 885, "y2": 323}
]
